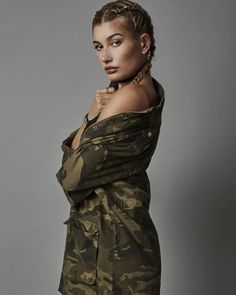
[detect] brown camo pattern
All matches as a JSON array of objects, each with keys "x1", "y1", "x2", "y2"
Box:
[{"x1": 56, "y1": 78, "x2": 165, "y2": 294}]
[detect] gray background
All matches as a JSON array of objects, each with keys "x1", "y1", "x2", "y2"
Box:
[{"x1": 0, "y1": 0, "x2": 235, "y2": 294}]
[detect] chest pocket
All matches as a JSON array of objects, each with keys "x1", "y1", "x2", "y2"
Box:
[{"x1": 62, "y1": 216, "x2": 99, "y2": 285}]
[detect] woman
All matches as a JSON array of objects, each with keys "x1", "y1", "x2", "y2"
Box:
[{"x1": 56, "y1": 0, "x2": 165, "y2": 294}]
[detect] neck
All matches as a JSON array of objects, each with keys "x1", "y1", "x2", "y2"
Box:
[
  {"x1": 117, "y1": 72, "x2": 140, "y2": 87},
  {"x1": 109, "y1": 60, "x2": 150, "y2": 90}
]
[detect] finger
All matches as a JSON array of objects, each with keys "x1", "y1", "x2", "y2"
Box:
[
  {"x1": 96, "y1": 93, "x2": 113, "y2": 102},
  {"x1": 98, "y1": 94, "x2": 113, "y2": 103},
  {"x1": 96, "y1": 87, "x2": 115, "y2": 94},
  {"x1": 107, "y1": 87, "x2": 115, "y2": 93},
  {"x1": 96, "y1": 95, "x2": 107, "y2": 106}
]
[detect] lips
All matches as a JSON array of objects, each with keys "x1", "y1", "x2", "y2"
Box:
[{"x1": 105, "y1": 67, "x2": 118, "y2": 74}]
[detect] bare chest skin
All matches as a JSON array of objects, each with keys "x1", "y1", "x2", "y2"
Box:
[{"x1": 71, "y1": 125, "x2": 86, "y2": 150}]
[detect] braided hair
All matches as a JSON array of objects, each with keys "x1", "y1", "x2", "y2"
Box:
[{"x1": 92, "y1": 0, "x2": 158, "y2": 86}]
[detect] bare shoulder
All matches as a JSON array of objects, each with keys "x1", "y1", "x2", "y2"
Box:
[{"x1": 96, "y1": 84, "x2": 150, "y2": 122}]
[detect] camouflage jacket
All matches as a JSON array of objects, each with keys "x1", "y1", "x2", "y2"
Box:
[{"x1": 56, "y1": 78, "x2": 165, "y2": 294}]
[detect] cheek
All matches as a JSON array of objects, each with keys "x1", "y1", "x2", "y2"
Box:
[{"x1": 117, "y1": 44, "x2": 137, "y2": 61}]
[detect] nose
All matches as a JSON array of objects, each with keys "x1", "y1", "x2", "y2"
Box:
[{"x1": 101, "y1": 48, "x2": 112, "y2": 64}]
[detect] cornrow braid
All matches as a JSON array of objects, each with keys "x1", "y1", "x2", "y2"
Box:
[
  {"x1": 109, "y1": 4, "x2": 146, "y2": 15},
  {"x1": 130, "y1": 59, "x2": 152, "y2": 85}
]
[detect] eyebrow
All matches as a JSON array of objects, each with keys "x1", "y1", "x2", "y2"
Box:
[{"x1": 93, "y1": 33, "x2": 124, "y2": 44}]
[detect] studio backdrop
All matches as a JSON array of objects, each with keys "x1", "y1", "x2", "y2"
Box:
[{"x1": 0, "y1": 0, "x2": 235, "y2": 294}]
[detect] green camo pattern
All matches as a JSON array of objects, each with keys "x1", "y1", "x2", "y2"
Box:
[{"x1": 56, "y1": 78, "x2": 165, "y2": 294}]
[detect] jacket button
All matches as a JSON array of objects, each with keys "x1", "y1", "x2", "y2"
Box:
[{"x1": 148, "y1": 131, "x2": 152, "y2": 137}]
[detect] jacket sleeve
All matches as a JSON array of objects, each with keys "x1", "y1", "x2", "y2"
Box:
[
  {"x1": 56, "y1": 128, "x2": 154, "y2": 192},
  {"x1": 56, "y1": 142, "x2": 135, "y2": 192}
]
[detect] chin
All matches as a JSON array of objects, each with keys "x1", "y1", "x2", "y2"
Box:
[
  {"x1": 107, "y1": 73, "x2": 126, "y2": 82},
  {"x1": 107, "y1": 75, "x2": 120, "y2": 82}
]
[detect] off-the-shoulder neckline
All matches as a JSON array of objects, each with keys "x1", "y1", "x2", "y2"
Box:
[{"x1": 67, "y1": 77, "x2": 165, "y2": 150}]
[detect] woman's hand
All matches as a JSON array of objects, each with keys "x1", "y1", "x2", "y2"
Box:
[
  {"x1": 88, "y1": 87, "x2": 115, "y2": 119},
  {"x1": 95, "y1": 87, "x2": 116, "y2": 112}
]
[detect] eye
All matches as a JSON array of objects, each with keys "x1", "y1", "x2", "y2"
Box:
[
  {"x1": 94, "y1": 44, "x2": 102, "y2": 51},
  {"x1": 93, "y1": 40, "x2": 121, "y2": 51},
  {"x1": 111, "y1": 40, "x2": 121, "y2": 47}
]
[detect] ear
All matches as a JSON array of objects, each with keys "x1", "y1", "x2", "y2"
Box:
[{"x1": 140, "y1": 33, "x2": 151, "y2": 55}]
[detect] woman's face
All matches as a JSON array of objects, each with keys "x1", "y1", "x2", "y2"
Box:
[{"x1": 92, "y1": 17, "x2": 148, "y2": 82}]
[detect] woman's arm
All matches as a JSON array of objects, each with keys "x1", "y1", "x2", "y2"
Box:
[
  {"x1": 71, "y1": 97, "x2": 100, "y2": 150},
  {"x1": 71, "y1": 87, "x2": 115, "y2": 150}
]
